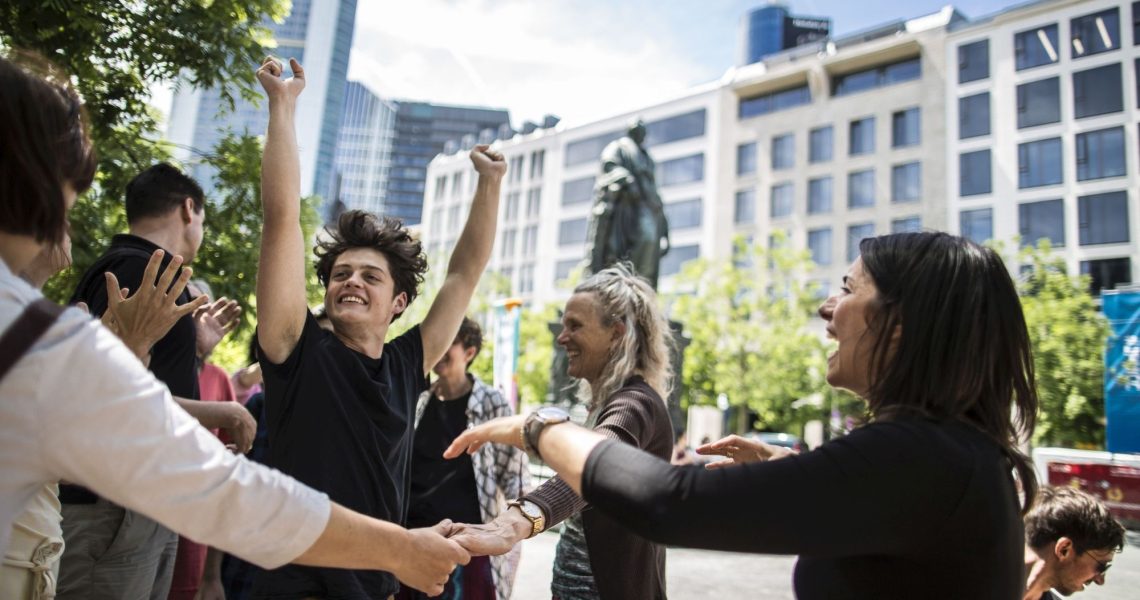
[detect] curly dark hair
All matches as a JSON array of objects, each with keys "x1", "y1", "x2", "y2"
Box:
[
  {"x1": 1025, "y1": 486, "x2": 1125, "y2": 553},
  {"x1": 314, "y1": 210, "x2": 427, "y2": 322},
  {"x1": 454, "y1": 317, "x2": 483, "y2": 365}
]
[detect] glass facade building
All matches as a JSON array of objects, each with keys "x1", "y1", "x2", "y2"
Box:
[{"x1": 332, "y1": 95, "x2": 509, "y2": 224}]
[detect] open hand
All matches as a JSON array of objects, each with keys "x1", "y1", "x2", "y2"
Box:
[
  {"x1": 443, "y1": 414, "x2": 526, "y2": 459},
  {"x1": 256, "y1": 56, "x2": 306, "y2": 100},
  {"x1": 695, "y1": 434, "x2": 797, "y2": 469},
  {"x1": 194, "y1": 297, "x2": 242, "y2": 359},
  {"x1": 101, "y1": 250, "x2": 208, "y2": 360},
  {"x1": 469, "y1": 144, "x2": 506, "y2": 179},
  {"x1": 391, "y1": 520, "x2": 470, "y2": 596}
]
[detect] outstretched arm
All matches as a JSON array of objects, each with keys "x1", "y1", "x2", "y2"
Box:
[
  {"x1": 255, "y1": 56, "x2": 309, "y2": 365},
  {"x1": 418, "y1": 145, "x2": 506, "y2": 372}
]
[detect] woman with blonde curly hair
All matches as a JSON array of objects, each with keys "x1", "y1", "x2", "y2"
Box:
[{"x1": 446, "y1": 262, "x2": 674, "y2": 600}]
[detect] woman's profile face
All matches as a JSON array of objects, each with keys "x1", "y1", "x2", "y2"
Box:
[{"x1": 818, "y1": 258, "x2": 880, "y2": 397}]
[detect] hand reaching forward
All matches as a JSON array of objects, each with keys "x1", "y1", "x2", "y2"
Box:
[
  {"x1": 443, "y1": 414, "x2": 526, "y2": 458},
  {"x1": 469, "y1": 144, "x2": 506, "y2": 179},
  {"x1": 256, "y1": 56, "x2": 305, "y2": 101},
  {"x1": 391, "y1": 520, "x2": 470, "y2": 596},
  {"x1": 194, "y1": 297, "x2": 242, "y2": 359},
  {"x1": 695, "y1": 434, "x2": 798, "y2": 469},
  {"x1": 84, "y1": 250, "x2": 207, "y2": 360}
]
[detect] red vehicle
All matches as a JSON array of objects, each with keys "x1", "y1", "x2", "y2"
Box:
[{"x1": 1033, "y1": 448, "x2": 1140, "y2": 530}]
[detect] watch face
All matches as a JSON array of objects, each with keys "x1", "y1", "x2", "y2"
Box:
[
  {"x1": 536, "y1": 406, "x2": 569, "y2": 423},
  {"x1": 519, "y1": 500, "x2": 543, "y2": 519}
]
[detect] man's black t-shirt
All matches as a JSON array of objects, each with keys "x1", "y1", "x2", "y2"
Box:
[
  {"x1": 253, "y1": 312, "x2": 427, "y2": 599},
  {"x1": 70, "y1": 234, "x2": 198, "y2": 399},
  {"x1": 407, "y1": 392, "x2": 483, "y2": 528}
]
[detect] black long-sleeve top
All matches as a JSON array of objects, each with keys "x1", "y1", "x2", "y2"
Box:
[{"x1": 581, "y1": 416, "x2": 1025, "y2": 600}]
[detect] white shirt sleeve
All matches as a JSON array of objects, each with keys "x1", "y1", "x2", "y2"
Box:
[{"x1": 30, "y1": 312, "x2": 330, "y2": 569}]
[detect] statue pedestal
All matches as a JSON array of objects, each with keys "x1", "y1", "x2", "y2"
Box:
[{"x1": 547, "y1": 320, "x2": 689, "y2": 437}]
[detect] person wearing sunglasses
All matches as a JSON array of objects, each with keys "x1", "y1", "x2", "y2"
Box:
[{"x1": 1023, "y1": 486, "x2": 1125, "y2": 600}]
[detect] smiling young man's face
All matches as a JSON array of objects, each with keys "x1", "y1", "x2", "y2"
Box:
[{"x1": 324, "y1": 247, "x2": 406, "y2": 331}]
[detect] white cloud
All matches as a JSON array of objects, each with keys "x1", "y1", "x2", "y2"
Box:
[{"x1": 346, "y1": 0, "x2": 713, "y2": 127}]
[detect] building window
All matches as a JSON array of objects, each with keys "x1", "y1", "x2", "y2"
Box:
[
  {"x1": 564, "y1": 130, "x2": 623, "y2": 167},
  {"x1": 1071, "y1": 8, "x2": 1120, "y2": 59},
  {"x1": 1016, "y1": 77, "x2": 1060, "y2": 128},
  {"x1": 739, "y1": 84, "x2": 811, "y2": 119},
  {"x1": 1135, "y1": 1, "x2": 1140, "y2": 46},
  {"x1": 657, "y1": 153, "x2": 704, "y2": 187},
  {"x1": 772, "y1": 134, "x2": 794, "y2": 170},
  {"x1": 892, "y1": 108, "x2": 920, "y2": 148},
  {"x1": 848, "y1": 170, "x2": 875, "y2": 209},
  {"x1": 833, "y1": 57, "x2": 921, "y2": 96},
  {"x1": 849, "y1": 117, "x2": 875, "y2": 156},
  {"x1": 960, "y1": 150, "x2": 991, "y2": 196},
  {"x1": 809, "y1": 126, "x2": 833, "y2": 163},
  {"x1": 807, "y1": 177, "x2": 832, "y2": 215},
  {"x1": 500, "y1": 266, "x2": 513, "y2": 288},
  {"x1": 807, "y1": 228, "x2": 832, "y2": 266},
  {"x1": 500, "y1": 229, "x2": 517, "y2": 260},
  {"x1": 892, "y1": 216, "x2": 921, "y2": 233},
  {"x1": 660, "y1": 245, "x2": 700, "y2": 277},
  {"x1": 504, "y1": 191, "x2": 520, "y2": 221},
  {"x1": 737, "y1": 142, "x2": 757, "y2": 176},
  {"x1": 734, "y1": 189, "x2": 755, "y2": 225},
  {"x1": 525, "y1": 188, "x2": 542, "y2": 218},
  {"x1": 509, "y1": 155, "x2": 525, "y2": 183},
  {"x1": 1081, "y1": 258, "x2": 1132, "y2": 295},
  {"x1": 665, "y1": 197, "x2": 702, "y2": 230},
  {"x1": 1076, "y1": 126, "x2": 1127, "y2": 181},
  {"x1": 847, "y1": 223, "x2": 874, "y2": 262},
  {"x1": 644, "y1": 109, "x2": 706, "y2": 146},
  {"x1": 1078, "y1": 191, "x2": 1130, "y2": 245},
  {"x1": 522, "y1": 224, "x2": 538, "y2": 255},
  {"x1": 433, "y1": 175, "x2": 446, "y2": 201},
  {"x1": 891, "y1": 162, "x2": 921, "y2": 203},
  {"x1": 561, "y1": 176, "x2": 595, "y2": 205},
  {"x1": 771, "y1": 183, "x2": 794, "y2": 218},
  {"x1": 519, "y1": 264, "x2": 534, "y2": 294},
  {"x1": 529, "y1": 150, "x2": 545, "y2": 179},
  {"x1": 1019, "y1": 199, "x2": 1065, "y2": 247},
  {"x1": 959, "y1": 92, "x2": 991, "y2": 139},
  {"x1": 1014, "y1": 24, "x2": 1060, "y2": 70},
  {"x1": 451, "y1": 172, "x2": 464, "y2": 198},
  {"x1": 1018, "y1": 138, "x2": 1063, "y2": 189},
  {"x1": 960, "y1": 208, "x2": 993, "y2": 244},
  {"x1": 1073, "y1": 63, "x2": 1123, "y2": 119},
  {"x1": 558, "y1": 217, "x2": 589, "y2": 246},
  {"x1": 958, "y1": 40, "x2": 989, "y2": 83},
  {"x1": 554, "y1": 259, "x2": 579, "y2": 283}
]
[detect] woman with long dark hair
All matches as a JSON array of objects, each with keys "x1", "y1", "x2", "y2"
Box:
[{"x1": 448, "y1": 232, "x2": 1038, "y2": 599}]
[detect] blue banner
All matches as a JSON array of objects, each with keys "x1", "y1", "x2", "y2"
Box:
[{"x1": 1104, "y1": 289, "x2": 1140, "y2": 453}]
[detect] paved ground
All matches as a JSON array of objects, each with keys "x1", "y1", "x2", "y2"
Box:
[{"x1": 513, "y1": 529, "x2": 1140, "y2": 599}]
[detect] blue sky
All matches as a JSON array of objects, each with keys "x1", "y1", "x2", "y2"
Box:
[{"x1": 346, "y1": 0, "x2": 1023, "y2": 128}]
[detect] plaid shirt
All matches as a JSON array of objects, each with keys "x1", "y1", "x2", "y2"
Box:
[{"x1": 415, "y1": 375, "x2": 532, "y2": 600}]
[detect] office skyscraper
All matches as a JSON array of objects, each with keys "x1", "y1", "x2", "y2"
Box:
[
  {"x1": 331, "y1": 83, "x2": 510, "y2": 224},
  {"x1": 166, "y1": 0, "x2": 358, "y2": 204},
  {"x1": 739, "y1": 3, "x2": 830, "y2": 65}
]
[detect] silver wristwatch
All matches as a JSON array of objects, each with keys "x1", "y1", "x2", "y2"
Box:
[{"x1": 523, "y1": 406, "x2": 570, "y2": 460}]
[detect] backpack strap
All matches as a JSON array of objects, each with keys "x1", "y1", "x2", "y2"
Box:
[{"x1": 0, "y1": 298, "x2": 65, "y2": 382}]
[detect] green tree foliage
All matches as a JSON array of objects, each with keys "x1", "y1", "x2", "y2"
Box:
[
  {"x1": 516, "y1": 303, "x2": 557, "y2": 410},
  {"x1": 196, "y1": 133, "x2": 323, "y2": 372},
  {"x1": 668, "y1": 234, "x2": 832, "y2": 435},
  {"x1": 1018, "y1": 241, "x2": 1109, "y2": 449},
  {"x1": 2, "y1": 0, "x2": 288, "y2": 303}
]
